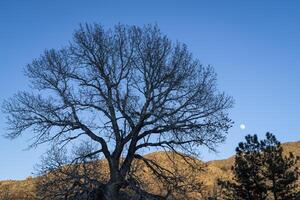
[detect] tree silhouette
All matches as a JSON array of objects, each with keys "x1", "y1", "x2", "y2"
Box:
[
  {"x1": 35, "y1": 142, "x2": 105, "y2": 200},
  {"x1": 3, "y1": 23, "x2": 233, "y2": 200},
  {"x1": 220, "y1": 134, "x2": 268, "y2": 200},
  {"x1": 261, "y1": 133, "x2": 299, "y2": 200},
  {"x1": 218, "y1": 133, "x2": 299, "y2": 200}
]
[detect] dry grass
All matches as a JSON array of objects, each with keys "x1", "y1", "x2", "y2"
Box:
[{"x1": 0, "y1": 141, "x2": 299, "y2": 199}]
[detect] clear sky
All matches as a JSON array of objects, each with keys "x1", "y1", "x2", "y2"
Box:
[{"x1": 0, "y1": 0, "x2": 299, "y2": 180}]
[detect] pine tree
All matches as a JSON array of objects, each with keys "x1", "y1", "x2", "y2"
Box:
[
  {"x1": 232, "y1": 134, "x2": 268, "y2": 199},
  {"x1": 218, "y1": 133, "x2": 299, "y2": 200},
  {"x1": 261, "y1": 133, "x2": 300, "y2": 200}
]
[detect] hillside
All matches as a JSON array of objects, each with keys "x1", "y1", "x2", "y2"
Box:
[
  {"x1": 207, "y1": 141, "x2": 300, "y2": 172},
  {"x1": 0, "y1": 141, "x2": 299, "y2": 199}
]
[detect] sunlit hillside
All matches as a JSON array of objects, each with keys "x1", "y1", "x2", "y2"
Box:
[{"x1": 0, "y1": 141, "x2": 299, "y2": 199}]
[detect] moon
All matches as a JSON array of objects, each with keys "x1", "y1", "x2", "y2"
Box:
[{"x1": 240, "y1": 124, "x2": 246, "y2": 130}]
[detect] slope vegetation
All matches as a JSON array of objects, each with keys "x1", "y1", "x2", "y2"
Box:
[{"x1": 0, "y1": 141, "x2": 299, "y2": 199}]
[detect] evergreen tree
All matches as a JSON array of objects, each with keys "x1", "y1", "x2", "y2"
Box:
[
  {"x1": 218, "y1": 133, "x2": 299, "y2": 200},
  {"x1": 261, "y1": 133, "x2": 300, "y2": 200},
  {"x1": 232, "y1": 134, "x2": 268, "y2": 199}
]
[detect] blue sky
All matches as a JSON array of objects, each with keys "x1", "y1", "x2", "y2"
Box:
[{"x1": 0, "y1": 0, "x2": 300, "y2": 180}]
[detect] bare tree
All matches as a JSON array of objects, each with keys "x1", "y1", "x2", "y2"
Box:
[
  {"x1": 3, "y1": 23, "x2": 233, "y2": 200},
  {"x1": 35, "y1": 142, "x2": 106, "y2": 200},
  {"x1": 36, "y1": 144, "x2": 205, "y2": 200}
]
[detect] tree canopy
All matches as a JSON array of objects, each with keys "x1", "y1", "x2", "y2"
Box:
[
  {"x1": 218, "y1": 133, "x2": 300, "y2": 200},
  {"x1": 3, "y1": 23, "x2": 233, "y2": 200}
]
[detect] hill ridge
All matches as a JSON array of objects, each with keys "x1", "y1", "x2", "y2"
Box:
[{"x1": 0, "y1": 141, "x2": 299, "y2": 199}]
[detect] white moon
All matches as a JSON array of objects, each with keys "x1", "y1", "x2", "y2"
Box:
[{"x1": 240, "y1": 124, "x2": 246, "y2": 130}]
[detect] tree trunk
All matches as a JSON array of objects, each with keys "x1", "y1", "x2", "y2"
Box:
[
  {"x1": 98, "y1": 158, "x2": 123, "y2": 200},
  {"x1": 95, "y1": 182, "x2": 120, "y2": 200},
  {"x1": 103, "y1": 183, "x2": 120, "y2": 200}
]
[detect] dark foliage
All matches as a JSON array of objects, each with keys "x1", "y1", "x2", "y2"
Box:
[
  {"x1": 261, "y1": 133, "x2": 299, "y2": 200},
  {"x1": 218, "y1": 133, "x2": 299, "y2": 200}
]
